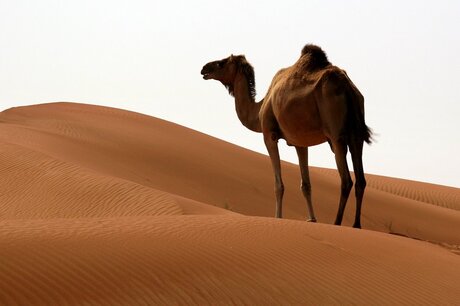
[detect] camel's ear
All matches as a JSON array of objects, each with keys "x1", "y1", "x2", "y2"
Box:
[{"x1": 229, "y1": 54, "x2": 234, "y2": 62}]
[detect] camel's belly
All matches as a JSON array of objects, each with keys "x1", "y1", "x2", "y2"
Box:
[
  {"x1": 281, "y1": 129, "x2": 327, "y2": 147},
  {"x1": 270, "y1": 87, "x2": 327, "y2": 147},
  {"x1": 276, "y1": 110, "x2": 327, "y2": 147}
]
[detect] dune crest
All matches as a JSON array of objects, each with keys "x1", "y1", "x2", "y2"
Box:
[{"x1": 0, "y1": 102, "x2": 459, "y2": 304}]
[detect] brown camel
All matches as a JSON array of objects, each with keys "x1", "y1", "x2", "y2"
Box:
[{"x1": 201, "y1": 44, "x2": 372, "y2": 228}]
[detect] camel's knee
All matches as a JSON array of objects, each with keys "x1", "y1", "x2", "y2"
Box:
[
  {"x1": 275, "y1": 182, "x2": 285, "y2": 197},
  {"x1": 300, "y1": 180, "x2": 311, "y2": 196},
  {"x1": 356, "y1": 177, "x2": 366, "y2": 189},
  {"x1": 354, "y1": 176, "x2": 366, "y2": 194},
  {"x1": 341, "y1": 177, "x2": 353, "y2": 195}
]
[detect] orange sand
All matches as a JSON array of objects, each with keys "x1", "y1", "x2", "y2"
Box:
[{"x1": 0, "y1": 102, "x2": 459, "y2": 304}]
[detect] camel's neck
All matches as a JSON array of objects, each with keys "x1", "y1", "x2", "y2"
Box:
[{"x1": 233, "y1": 73, "x2": 262, "y2": 133}]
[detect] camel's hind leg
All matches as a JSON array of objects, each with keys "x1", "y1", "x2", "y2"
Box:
[
  {"x1": 295, "y1": 146, "x2": 316, "y2": 222},
  {"x1": 349, "y1": 136, "x2": 366, "y2": 228},
  {"x1": 332, "y1": 140, "x2": 353, "y2": 226}
]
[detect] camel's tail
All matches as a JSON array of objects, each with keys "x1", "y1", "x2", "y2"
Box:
[
  {"x1": 344, "y1": 77, "x2": 373, "y2": 145},
  {"x1": 361, "y1": 122, "x2": 373, "y2": 145}
]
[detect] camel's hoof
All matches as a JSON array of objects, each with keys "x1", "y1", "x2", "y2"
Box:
[{"x1": 307, "y1": 218, "x2": 317, "y2": 223}]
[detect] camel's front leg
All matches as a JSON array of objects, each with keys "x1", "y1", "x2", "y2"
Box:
[
  {"x1": 295, "y1": 146, "x2": 317, "y2": 222},
  {"x1": 264, "y1": 134, "x2": 284, "y2": 218}
]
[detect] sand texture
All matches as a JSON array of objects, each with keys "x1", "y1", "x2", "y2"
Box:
[{"x1": 0, "y1": 102, "x2": 459, "y2": 305}]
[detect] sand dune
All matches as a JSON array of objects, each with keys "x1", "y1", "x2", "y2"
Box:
[
  {"x1": 1, "y1": 216, "x2": 459, "y2": 305},
  {"x1": 0, "y1": 142, "x2": 183, "y2": 219},
  {"x1": 315, "y1": 167, "x2": 460, "y2": 211},
  {"x1": 0, "y1": 102, "x2": 459, "y2": 304}
]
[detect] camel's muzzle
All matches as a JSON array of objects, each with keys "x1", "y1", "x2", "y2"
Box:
[
  {"x1": 201, "y1": 68, "x2": 212, "y2": 80},
  {"x1": 201, "y1": 63, "x2": 217, "y2": 80}
]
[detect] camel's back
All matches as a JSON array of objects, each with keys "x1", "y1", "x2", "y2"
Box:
[
  {"x1": 265, "y1": 45, "x2": 336, "y2": 104},
  {"x1": 265, "y1": 44, "x2": 353, "y2": 109},
  {"x1": 264, "y1": 62, "x2": 339, "y2": 112}
]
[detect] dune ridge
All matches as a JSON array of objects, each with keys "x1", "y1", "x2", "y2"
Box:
[
  {"x1": 0, "y1": 102, "x2": 459, "y2": 305},
  {"x1": 314, "y1": 167, "x2": 460, "y2": 211},
  {"x1": 0, "y1": 142, "x2": 184, "y2": 219}
]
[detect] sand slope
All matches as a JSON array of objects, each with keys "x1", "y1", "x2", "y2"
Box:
[
  {"x1": 1, "y1": 216, "x2": 459, "y2": 305},
  {"x1": 0, "y1": 102, "x2": 459, "y2": 305}
]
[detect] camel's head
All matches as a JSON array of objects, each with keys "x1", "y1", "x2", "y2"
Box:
[
  {"x1": 201, "y1": 54, "x2": 255, "y2": 98},
  {"x1": 201, "y1": 55, "x2": 244, "y2": 84}
]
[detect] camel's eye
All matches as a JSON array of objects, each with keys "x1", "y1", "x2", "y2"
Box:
[{"x1": 217, "y1": 59, "x2": 228, "y2": 68}]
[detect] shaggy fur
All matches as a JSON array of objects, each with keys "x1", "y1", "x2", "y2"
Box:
[
  {"x1": 227, "y1": 56, "x2": 256, "y2": 100},
  {"x1": 300, "y1": 44, "x2": 331, "y2": 70}
]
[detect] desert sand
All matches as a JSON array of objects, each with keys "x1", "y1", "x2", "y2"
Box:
[{"x1": 0, "y1": 102, "x2": 459, "y2": 305}]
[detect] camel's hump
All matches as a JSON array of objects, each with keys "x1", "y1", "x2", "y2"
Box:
[{"x1": 300, "y1": 44, "x2": 330, "y2": 69}]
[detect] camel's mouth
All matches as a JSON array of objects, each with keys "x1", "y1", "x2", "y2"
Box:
[{"x1": 201, "y1": 64, "x2": 215, "y2": 80}]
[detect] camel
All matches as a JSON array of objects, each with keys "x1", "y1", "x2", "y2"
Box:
[{"x1": 201, "y1": 44, "x2": 372, "y2": 228}]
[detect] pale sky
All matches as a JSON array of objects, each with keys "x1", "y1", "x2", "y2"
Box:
[{"x1": 1, "y1": 0, "x2": 459, "y2": 187}]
